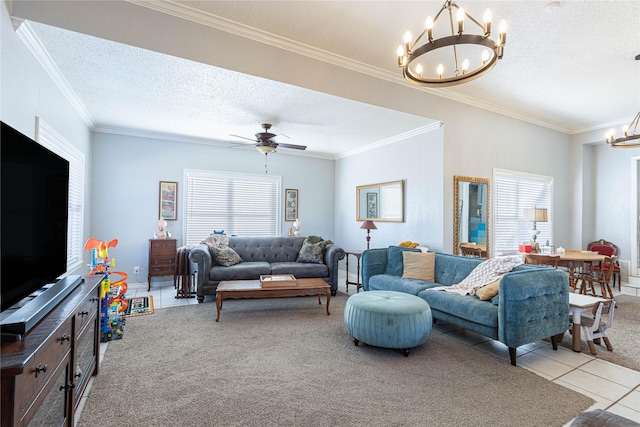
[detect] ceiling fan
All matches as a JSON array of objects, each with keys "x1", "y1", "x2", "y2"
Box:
[{"x1": 230, "y1": 123, "x2": 307, "y2": 155}]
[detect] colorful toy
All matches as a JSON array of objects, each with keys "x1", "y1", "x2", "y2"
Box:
[{"x1": 85, "y1": 237, "x2": 128, "y2": 342}]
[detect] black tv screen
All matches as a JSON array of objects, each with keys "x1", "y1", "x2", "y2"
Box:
[{"x1": 1, "y1": 121, "x2": 69, "y2": 311}]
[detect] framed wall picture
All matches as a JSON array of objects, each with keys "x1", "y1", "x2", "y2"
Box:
[
  {"x1": 367, "y1": 192, "x2": 378, "y2": 218},
  {"x1": 159, "y1": 181, "x2": 178, "y2": 220},
  {"x1": 285, "y1": 189, "x2": 298, "y2": 221}
]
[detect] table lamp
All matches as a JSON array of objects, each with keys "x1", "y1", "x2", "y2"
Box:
[
  {"x1": 156, "y1": 218, "x2": 168, "y2": 238},
  {"x1": 360, "y1": 220, "x2": 377, "y2": 249},
  {"x1": 524, "y1": 207, "x2": 547, "y2": 252}
]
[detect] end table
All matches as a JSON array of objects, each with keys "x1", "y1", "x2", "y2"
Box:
[{"x1": 345, "y1": 250, "x2": 363, "y2": 293}]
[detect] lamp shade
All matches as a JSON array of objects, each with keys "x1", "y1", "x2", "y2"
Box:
[
  {"x1": 360, "y1": 220, "x2": 377, "y2": 230},
  {"x1": 524, "y1": 208, "x2": 548, "y2": 222}
]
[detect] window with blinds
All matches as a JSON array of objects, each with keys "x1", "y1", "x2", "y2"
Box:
[
  {"x1": 184, "y1": 170, "x2": 281, "y2": 245},
  {"x1": 493, "y1": 169, "x2": 553, "y2": 256},
  {"x1": 36, "y1": 118, "x2": 85, "y2": 273}
]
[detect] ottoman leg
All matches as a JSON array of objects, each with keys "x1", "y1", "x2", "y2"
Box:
[
  {"x1": 353, "y1": 338, "x2": 359, "y2": 346},
  {"x1": 402, "y1": 349, "x2": 410, "y2": 357}
]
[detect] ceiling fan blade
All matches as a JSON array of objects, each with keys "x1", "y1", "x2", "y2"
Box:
[
  {"x1": 229, "y1": 134, "x2": 257, "y2": 142},
  {"x1": 277, "y1": 142, "x2": 307, "y2": 150}
]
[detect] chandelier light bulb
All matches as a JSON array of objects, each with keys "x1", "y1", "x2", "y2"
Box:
[
  {"x1": 397, "y1": 45, "x2": 405, "y2": 66},
  {"x1": 416, "y1": 63, "x2": 423, "y2": 77},
  {"x1": 456, "y1": 7, "x2": 465, "y2": 34},
  {"x1": 499, "y1": 19, "x2": 507, "y2": 45},
  {"x1": 483, "y1": 8, "x2": 492, "y2": 36},
  {"x1": 404, "y1": 31, "x2": 412, "y2": 53},
  {"x1": 481, "y1": 50, "x2": 490, "y2": 65},
  {"x1": 623, "y1": 125, "x2": 630, "y2": 137},
  {"x1": 437, "y1": 63, "x2": 444, "y2": 79},
  {"x1": 462, "y1": 59, "x2": 469, "y2": 74},
  {"x1": 426, "y1": 16, "x2": 434, "y2": 42},
  {"x1": 605, "y1": 130, "x2": 614, "y2": 142}
]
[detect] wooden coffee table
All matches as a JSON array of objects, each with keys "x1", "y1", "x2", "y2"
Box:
[{"x1": 215, "y1": 278, "x2": 331, "y2": 321}]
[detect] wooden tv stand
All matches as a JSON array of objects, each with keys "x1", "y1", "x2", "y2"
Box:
[{"x1": 1, "y1": 275, "x2": 103, "y2": 426}]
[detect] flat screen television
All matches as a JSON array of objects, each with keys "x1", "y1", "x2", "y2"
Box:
[{"x1": 1, "y1": 121, "x2": 70, "y2": 313}]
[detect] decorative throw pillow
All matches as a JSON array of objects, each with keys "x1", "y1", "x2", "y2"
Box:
[
  {"x1": 401, "y1": 251, "x2": 435, "y2": 281},
  {"x1": 385, "y1": 246, "x2": 421, "y2": 276},
  {"x1": 202, "y1": 234, "x2": 229, "y2": 247},
  {"x1": 475, "y1": 275, "x2": 504, "y2": 301},
  {"x1": 297, "y1": 238, "x2": 326, "y2": 263},
  {"x1": 211, "y1": 245, "x2": 242, "y2": 267}
]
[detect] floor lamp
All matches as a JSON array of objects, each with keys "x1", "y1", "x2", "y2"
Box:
[{"x1": 360, "y1": 220, "x2": 377, "y2": 250}]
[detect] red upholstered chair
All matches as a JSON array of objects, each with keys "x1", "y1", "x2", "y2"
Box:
[{"x1": 587, "y1": 239, "x2": 621, "y2": 290}]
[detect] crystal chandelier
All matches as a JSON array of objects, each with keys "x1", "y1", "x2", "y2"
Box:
[
  {"x1": 397, "y1": 0, "x2": 507, "y2": 87},
  {"x1": 605, "y1": 112, "x2": 640, "y2": 148}
]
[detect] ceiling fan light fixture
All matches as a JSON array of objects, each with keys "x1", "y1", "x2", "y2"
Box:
[
  {"x1": 256, "y1": 145, "x2": 276, "y2": 154},
  {"x1": 397, "y1": 0, "x2": 507, "y2": 87}
]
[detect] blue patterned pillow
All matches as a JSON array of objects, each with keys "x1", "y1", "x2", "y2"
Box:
[
  {"x1": 211, "y1": 245, "x2": 242, "y2": 267},
  {"x1": 297, "y1": 239, "x2": 326, "y2": 263}
]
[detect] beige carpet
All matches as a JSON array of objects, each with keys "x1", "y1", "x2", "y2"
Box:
[
  {"x1": 78, "y1": 294, "x2": 593, "y2": 427},
  {"x1": 558, "y1": 293, "x2": 640, "y2": 371}
]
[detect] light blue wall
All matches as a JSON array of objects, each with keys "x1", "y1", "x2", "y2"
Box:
[
  {"x1": 1, "y1": 4, "x2": 92, "y2": 276},
  {"x1": 335, "y1": 128, "x2": 444, "y2": 252},
  {"x1": 90, "y1": 132, "x2": 335, "y2": 283},
  {"x1": 571, "y1": 128, "x2": 640, "y2": 259}
]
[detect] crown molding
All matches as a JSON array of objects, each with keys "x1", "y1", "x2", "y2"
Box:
[
  {"x1": 92, "y1": 124, "x2": 336, "y2": 160},
  {"x1": 335, "y1": 121, "x2": 442, "y2": 160},
  {"x1": 16, "y1": 22, "x2": 94, "y2": 128}
]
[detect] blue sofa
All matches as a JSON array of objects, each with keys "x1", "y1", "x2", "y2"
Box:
[
  {"x1": 362, "y1": 246, "x2": 570, "y2": 365},
  {"x1": 189, "y1": 236, "x2": 345, "y2": 302}
]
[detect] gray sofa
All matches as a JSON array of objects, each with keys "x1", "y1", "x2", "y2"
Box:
[
  {"x1": 362, "y1": 246, "x2": 570, "y2": 365},
  {"x1": 189, "y1": 236, "x2": 345, "y2": 302}
]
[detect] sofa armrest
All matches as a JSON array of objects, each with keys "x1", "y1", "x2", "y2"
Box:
[
  {"x1": 324, "y1": 244, "x2": 345, "y2": 294},
  {"x1": 498, "y1": 268, "x2": 570, "y2": 348},
  {"x1": 361, "y1": 248, "x2": 389, "y2": 291},
  {"x1": 189, "y1": 244, "x2": 212, "y2": 298}
]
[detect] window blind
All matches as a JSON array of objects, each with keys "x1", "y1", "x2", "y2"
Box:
[
  {"x1": 493, "y1": 169, "x2": 553, "y2": 256},
  {"x1": 36, "y1": 118, "x2": 85, "y2": 274},
  {"x1": 184, "y1": 170, "x2": 281, "y2": 246}
]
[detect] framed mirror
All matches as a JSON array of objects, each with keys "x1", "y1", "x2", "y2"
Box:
[
  {"x1": 454, "y1": 176, "x2": 490, "y2": 257},
  {"x1": 356, "y1": 180, "x2": 404, "y2": 222}
]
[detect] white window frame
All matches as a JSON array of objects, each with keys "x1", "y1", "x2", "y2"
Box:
[
  {"x1": 492, "y1": 168, "x2": 554, "y2": 256},
  {"x1": 35, "y1": 117, "x2": 85, "y2": 274},
  {"x1": 183, "y1": 169, "x2": 282, "y2": 246}
]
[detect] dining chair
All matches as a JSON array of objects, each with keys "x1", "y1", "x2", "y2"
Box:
[
  {"x1": 587, "y1": 239, "x2": 621, "y2": 290},
  {"x1": 459, "y1": 243, "x2": 483, "y2": 258},
  {"x1": 572, "y1": 299, "x2": 615, "y2": 355},
  {"x1": 523, "y1": 253, "x2": 559, "y2": 268},
  {"x1": 574, "y1": 256, "x2": 617, "y2": 300}
]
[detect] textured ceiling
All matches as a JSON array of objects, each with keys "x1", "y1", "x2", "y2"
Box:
[{"x1": 11, "y1": 0, "x2": 640, "y2": 157}]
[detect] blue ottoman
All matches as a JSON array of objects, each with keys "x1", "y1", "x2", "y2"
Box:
[{"x1": 344, "y1": 290, "x2": 432, "y2": 356}]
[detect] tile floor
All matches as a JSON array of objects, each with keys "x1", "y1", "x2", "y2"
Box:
[{"x1": 78, "y1": 274, "x2": 640, "y2": 426}]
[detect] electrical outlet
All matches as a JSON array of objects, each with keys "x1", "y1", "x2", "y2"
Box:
[{"x1": 133, "y1": 266, "x2": 140, "y2": 274}]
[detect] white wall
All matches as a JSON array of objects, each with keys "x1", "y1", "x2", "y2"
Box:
[
  {"x1": 335, "y1": 127, "x2": 444, "y2": 253},
  {"x1": 90, "y1": 132, "x2": 335, "y2": 282},
  {"x1": 1, "y1": 4, "x2": 92, "y2": 276}
]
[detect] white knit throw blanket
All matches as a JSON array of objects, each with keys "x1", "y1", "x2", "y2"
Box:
[{"x1": 431, "y1": 256, "x2": 522, "y2": 295}]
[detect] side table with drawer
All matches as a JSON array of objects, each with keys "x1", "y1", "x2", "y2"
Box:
[{"x1": 148, "y1": 238, "x2": 177, "y2": 291}]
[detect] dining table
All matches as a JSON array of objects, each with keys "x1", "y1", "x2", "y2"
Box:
[{"x1": 554, "y1": 250, "x2": 606, "y2": 289}]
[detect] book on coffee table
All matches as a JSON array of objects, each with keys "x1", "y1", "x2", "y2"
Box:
[{"x1": 260, "y1": 274, "x2": 297, "y2": 287}]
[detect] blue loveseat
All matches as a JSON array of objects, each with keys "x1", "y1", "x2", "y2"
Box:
[
  {"x1": 362, "y1": 246, "x2": 570, "y2": 365},
  {"x1": 189, "y1": 236, "x2": 345, "y2": 302}
]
